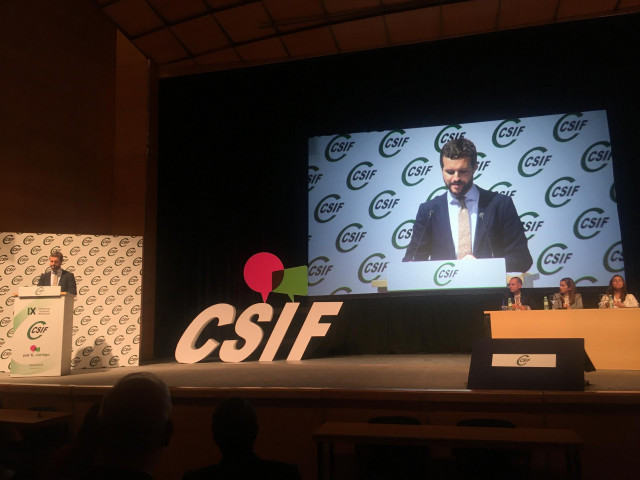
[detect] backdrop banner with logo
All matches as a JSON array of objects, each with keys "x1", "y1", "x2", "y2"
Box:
[
  {"x1": 308, "y1": 110, "x2": 623, "y2": 295},
  {"x1": 0, "y1": 233, "x2": 142, "y2": 370}
]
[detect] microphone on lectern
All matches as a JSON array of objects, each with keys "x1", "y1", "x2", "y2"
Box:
[
  {"x1": 410, "y1": 210, "x2": 434, "y2": 262},
  {"x1": 479, "y1": 212, "x2": 494, "y2": 258}
]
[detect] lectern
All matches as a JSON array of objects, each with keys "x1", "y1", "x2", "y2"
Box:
[
  {"x1": 386, "y1": 258, "x2": 507, "y2": 291},
  {"x1": 10, "y1": 286, "x2": 74, "y2": 377}
]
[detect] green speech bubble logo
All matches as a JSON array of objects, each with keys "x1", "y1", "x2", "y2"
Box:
[{"x1": 272, "y1": 266, "x2": 308, "y2": 301}]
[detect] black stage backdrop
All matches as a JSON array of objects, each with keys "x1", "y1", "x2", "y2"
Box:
[{"x1": 155, "y1": 14, "x2": 640, "y2": 361}]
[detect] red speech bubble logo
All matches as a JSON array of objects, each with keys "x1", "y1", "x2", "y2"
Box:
[{"x1": 243, "y1": 252, "x2": 284, "y2": 302}]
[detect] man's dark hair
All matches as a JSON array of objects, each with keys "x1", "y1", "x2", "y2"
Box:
[
  {"x1": 50, "y1": 250, "x2": 64, "y2": 262},
  {"x1": 440, "y1": 137, "x2": 478, "y2": 168},
  {"x1": 511, "y1": 276, "x2": 523, "y2": 286}
]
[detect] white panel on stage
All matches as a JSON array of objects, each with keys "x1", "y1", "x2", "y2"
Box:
[
  {"x1": 386, "y1": 258, "x2": 506, "y2": 291},
  {"x1": 10, "y1": 287, "x2": 74, "y2": 377}
]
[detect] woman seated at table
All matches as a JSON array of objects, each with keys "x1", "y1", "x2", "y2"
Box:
[
  {"x1": 551, "y1": 277, "x2": 583, "y2": 309},
  {"x1": 598, "y1": 274, "x2": 639, "y2": 308}
]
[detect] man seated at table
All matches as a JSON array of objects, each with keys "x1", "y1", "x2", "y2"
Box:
[{"x1": 502, "y1": 276, "x2": 535, "y2": 310}]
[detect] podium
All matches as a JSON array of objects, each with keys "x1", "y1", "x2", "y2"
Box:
[
  {"x1": 385, "y1": 258, "x2": 507, "y2": 291},
  {"x1": 467, "y1": 338, "x2": 587, "y2": 391},
  {"x1": 10, "y1": 286, "x2": 74, "y2": 377}
]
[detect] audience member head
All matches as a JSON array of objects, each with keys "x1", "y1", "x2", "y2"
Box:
[
  {"x1": 98, "y1": 372, "x2": 173, "y2": 457},
  {"x1": 211, "y1": 397, "x2": 258, "y2": 457}
]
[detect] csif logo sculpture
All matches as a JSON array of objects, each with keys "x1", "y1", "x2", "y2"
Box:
[{"x1": 175, "y1": 252, "x2": 343, "y2": 364}]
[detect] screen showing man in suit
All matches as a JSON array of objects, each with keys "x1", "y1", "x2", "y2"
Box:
[
  {"x1": 308, "y1": 111, "x2": 622, "y2": 295},
  {"x1": 37, "y1": 250, "x2": 77, "y2": 295},
  {"x1": 403, "y1": 138, "x2": 533, "y2": 273}
]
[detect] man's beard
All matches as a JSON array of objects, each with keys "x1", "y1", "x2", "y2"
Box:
[{"x1": 448, "y1": 180, "x2": 472, "y2": 196}]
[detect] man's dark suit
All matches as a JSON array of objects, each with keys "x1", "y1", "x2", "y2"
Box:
[
  {"x1": 503, "y1": 290, "x2": 537, "y2": 310},
  {"x1": 403, "y1": 187, "x2": 533, "y2": 272},
  {"x1": 37, "y1": 269, "x2": 77, "y2": 295}
]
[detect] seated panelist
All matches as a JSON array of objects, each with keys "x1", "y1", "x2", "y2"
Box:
[
  {"x1": 551, "y1": 277, "x2": 582, "y2": 310},
  {"x1": 502, "y1": 276, "x2": 534, "y2": 310},
  {"x1": 598, "y1": 274, "x2": 639, "y2": 308}
]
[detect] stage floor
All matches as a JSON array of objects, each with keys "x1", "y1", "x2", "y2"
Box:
[{"x1": 1, "y1": 354, "x2": 640, "y2": 392}]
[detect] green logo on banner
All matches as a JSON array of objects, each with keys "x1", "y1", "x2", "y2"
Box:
[
  {"x1": 325, "y1": 134, "x2": 354, "y2": 161},
  {"x1": 518, "y1": 147, "x2": 550, "y2": 178},
  {"x1": 603, "y1": 242, "x2": 624, "y2": 273},
  {"x1": 347, "y1": 162, "x2": 376, "y2": 191},
  {"x1": 434, "y1": 262, "x2": 457, "y2": 286},
  {"x1": 553, "y1": 113, "x2": 587, "y2": 142},
  {"x1": 358, "y1": 253, "x2": 387, "y2": 283},
  {"x1": 402, "y1": 158, "x2": 432, "y2": 187},
  {"x1": 492, "y1": 119, "x2": 524, "y2": 148},
  {"x1": 573, "y1": 208, "x2": 608, "y2": 240},
  {"x1": 581, "y1": 141, "x2": 612, "y2": 173},
  {"x1": 27, "y1": 321, "x2": 48, "y2": 340},
  {"x1": 537, "y1": 243, "x2": 571, "y2": 275},
  {"x1": 434, "y1": 125, "x2": 464, "y2": 152},
  {"x1": 545, "y1": 177, "x2": 579, "y2": 208},
  {"x1": 379, "y1": 130, "x2": 409, "y2": 158}
]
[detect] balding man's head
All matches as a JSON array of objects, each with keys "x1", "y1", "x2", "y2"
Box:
[{"x1": 99, "y1": 372, "x2": 172, "y2": 453}]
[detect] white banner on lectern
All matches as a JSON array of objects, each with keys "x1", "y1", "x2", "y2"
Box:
[
  {"x1": 386, "y1": 258, "x2": 506, "y2": 291},
  {"x1": 19, "y1": 286, "x2": 61, "y2": 297},
  {"x1": 11, "y1": 291, "x2": 72, "y2": 376}
]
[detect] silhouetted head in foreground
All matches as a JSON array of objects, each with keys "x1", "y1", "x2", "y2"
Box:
[
  {"x1": 211, "y1": 397, "x2": 258, "y2": 457},
  {"x1": 96, "y1": 372, "x2": 173, "y2": 475}
]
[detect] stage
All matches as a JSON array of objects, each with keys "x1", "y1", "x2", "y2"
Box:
[
  {"x1": 2, "y1": 354, "x2": 640, "y2": 391},
  {"x1": 1, "y1": 354, "x2": 640, "y2": 480}
]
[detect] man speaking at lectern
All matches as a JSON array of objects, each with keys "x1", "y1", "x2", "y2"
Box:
[
  {"x1": 403, "y1": 137, "x2": 532, "y2": 273},
  {"x1": 37, "y1": 250, "x2": 77, "y2": 295}
]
